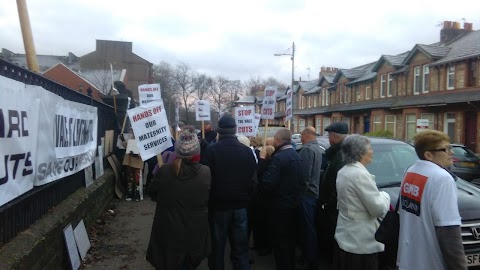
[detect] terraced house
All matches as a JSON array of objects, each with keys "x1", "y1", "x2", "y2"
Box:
[{"x1": 236, "y1": 21, "x2": 480, "y2": 152}]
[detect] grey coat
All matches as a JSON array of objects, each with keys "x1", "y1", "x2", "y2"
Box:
[{"x1": 299, "y1": 140, "x2": 323, "y2": 199}]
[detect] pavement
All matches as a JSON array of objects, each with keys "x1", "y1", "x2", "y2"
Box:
[{"x1": 80, "y1": 195, "x2": 330, "y2": 270}]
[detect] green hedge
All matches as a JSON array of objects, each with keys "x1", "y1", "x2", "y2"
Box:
[{"x1": 364, "y1": 130, "x2": 394, "y2": 138}]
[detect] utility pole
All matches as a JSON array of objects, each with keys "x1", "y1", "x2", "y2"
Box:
[{"x1": 16, "y1": 0, "x2": 39, "y2": 72}]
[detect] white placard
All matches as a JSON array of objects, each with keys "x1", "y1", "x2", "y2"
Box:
[
  {"x1": 63, "y1": 223, "x2": 81, "y2": 270},
  {"x1": 254, "y1": 113, "x2": 261, "y2": 137},
  {"x1": 95, "y1": 145, "x2": 104, "y2": 179},
  {"x1": 416, "y1": 119, "x2": 429, "y2": 132},
  {"x1": 138, "y1": 83, "x2": 161, "y2": 106},
  {"x1": 235, "y1": 106, "x2": 255, "y2": 136},
  {"x1": 127, "y1": 100, "x2": 173, "y2": 161},
  {"x1": 84, "y1": 165, "x2": 93, "y2": 187},
  {"x1": 195, "y1": 100, "x2": 211, "y2": 121},
  {"x1": 73, "y1": 220, "x2": 91, "y2": 261},
  {"x1": 261, "y1": 85, "x2": 277, "y2": 120},
  {"x1": 125, "y1": 139, "x2": 140, "y2": 154},
  {"x1": 285, "y1": 88, "x2": 293, "y2": 121}
]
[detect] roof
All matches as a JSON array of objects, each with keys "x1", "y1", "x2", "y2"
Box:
[
  {"x1": 403, "y1": 43, "x2": 451, "y2": 64},
  {"x1": 372, "y1": 51, "x2": 409, "y2": 72},
  {"x1": 1, "y1": 50, "x2": 80, "y2": 72},
  {"x1": 346, "y1": 62, "x2": 377, "y2": 85},
  {"x1": 431, "y1": 30, "x2": 480, "y2": 66},
  {"x1": 319, "y1": 74, "x2": 335, "y2": 86},
  {"x1": 334, "y1": 68, "x2": 366, "y2": 82},
  {"x1": 391, "y1": 89, "x2": 480, "y2": 108}
]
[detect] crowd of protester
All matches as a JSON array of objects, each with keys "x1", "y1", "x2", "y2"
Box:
[{"x1": 132, "y1": 114, "x2": 467, "y2": 270}]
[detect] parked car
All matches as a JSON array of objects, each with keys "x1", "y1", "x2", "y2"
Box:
[
  {"x1": 449, "y1": 144, "x2": 480, "y2": 181},
  {"x1": 316, "y1": 136, "x2": 480, "y2": 268}
]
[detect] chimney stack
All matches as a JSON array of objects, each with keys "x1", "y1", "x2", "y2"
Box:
[
  {"x1": 319, "y1": 66, "x2": 339, "y2": 78},
  {"x1": 440, "y1": 20, "x2": 472, "y2": 44}
]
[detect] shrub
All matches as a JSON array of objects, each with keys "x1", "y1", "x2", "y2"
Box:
[{"x1": 364, "y1": 130, "x2": 394, "y2": 138}]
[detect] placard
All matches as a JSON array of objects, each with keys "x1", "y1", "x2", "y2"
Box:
[
  {"x1": 73, "y1": 220, "x2": 91, "y2": 261},
  {"x1": 261, "y1": 85, "x2": 277, "y2": 120},
  {"x1": 84, "y1": 165, "x2": 93, "y2": 187},
  {"x1": 63, "y1": 224, "x2": 81, "y2": 270},
  {"x1": 195, "y1": 100, "x2": 211, "y2": 121},
  {"x1": 125, "y1": 139, "x2": 140, "y2": 154},
  {"x1": 138, "y1": 84, "x2": 161, "y2": 105},
  {"x1": 95, "y1": 146, "x2": 104, "y2": 179},
  {"x1": 127, "y1": 101, "x2": 173, "y2": 161},
  {"x1": 104, "y1": 130, "x2": 114, "y2": 155},
  {"x1": 235, "y1": 106, "x2": 255, "y2": 137}
]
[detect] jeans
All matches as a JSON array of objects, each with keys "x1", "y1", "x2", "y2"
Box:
[
  {"x1": 209, "y1": 208, "x2": 250, "y2": 270},
  {"x1": 299, "y1": 195, "x2": 319, "y2": 270}
]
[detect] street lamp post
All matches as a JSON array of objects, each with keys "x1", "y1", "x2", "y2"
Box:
[{"x1": 274, "y1": 41, "x2": 295, "y2": 132}]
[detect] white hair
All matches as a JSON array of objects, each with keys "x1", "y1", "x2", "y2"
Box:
[{"x1": 236, "y1": 134, "x2": 250, "y2": 147}]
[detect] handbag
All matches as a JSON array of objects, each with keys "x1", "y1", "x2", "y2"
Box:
[{"x1": 375, "y1": 197, "x2": 400, "y2": 245}]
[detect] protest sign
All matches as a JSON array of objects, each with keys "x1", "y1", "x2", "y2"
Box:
[
  {"x1": 235, "y1": 106, "x2": 255, "y2": 137},
  {"x1": 195, "y1": 100, "x2": 211, "y2": 121},
  {"x1": 138, "y1": 84, "x2": 161, "y2": 106},
  {"x1": 254, "y1": 113, "x2": 261, "y2": 136},
  {"x1": 261, "y1": 85, "x2": 277, "y2": 120},
  {"x1": 127, "y1": 101, "x2": 173, "y2": 161},
  {"x1": 285, "y1": 88, "x2": 293, "y2": 121}
]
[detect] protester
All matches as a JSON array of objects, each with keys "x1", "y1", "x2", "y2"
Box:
[
  {"x1": 203, "y1": 114, "x2": 257, "y2": 270},
  {"x1": 318, "y1": 122, "x2": 349, "y2": 264},
  {"x1": 198, "y1": 121, "x2": 218, "y2": 143},
  {"x1": 397, "y1": 130, "x2": 467, "y2": 270},
  {"x1": 258, "y1": 128, "x2": 303, "y2": 270},
  {"x1": 120, "y1": 129, "x2": 144, "y2": 202},
  {"x1": 333, "y1": 135, "x2": 390, "y2": 270},
  {"x1": 297, "y1": 126, "x2": 323, "y2": 270},
  {"x1": 146, "y1": 125, "x2": 211, "y2": 270}
]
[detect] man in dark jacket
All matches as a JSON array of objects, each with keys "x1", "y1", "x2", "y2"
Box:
[
  {"x1": 204, "y1": 114, "x2": 257, "y2": 270},
  {"x1": 258, "y1": 128, "x2": 303, "y2": 270},
  {"x1": 317, "y1": 122, "x2": 348, "y2": 265}
]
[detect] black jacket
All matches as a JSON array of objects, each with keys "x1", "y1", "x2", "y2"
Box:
[
  {"x1": 318, "y1": 142, "x2": 345, "y2": 210},
  {"x1": 258, "y1": 143, "x2": 303, "y2": 209},
  {"x1": 203, "y1": 135, "x2": 257, "y2": 210}
]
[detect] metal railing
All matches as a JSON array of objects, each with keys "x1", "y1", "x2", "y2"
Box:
[{"x1": 0, "y1": 57, "x2": 118, "y2": 245}]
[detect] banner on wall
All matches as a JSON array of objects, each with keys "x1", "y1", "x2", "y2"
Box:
[
  {"x1": 0, "y1": 76, "x2": 98, "y2": 207},
  {"x1": 127, "y1": 100, "x2": 173, "y2": 161}
]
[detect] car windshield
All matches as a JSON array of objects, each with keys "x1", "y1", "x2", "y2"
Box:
[
  {"x1": 452, "y1": 146, "x2": 477, "y2": 158},
  {"x1": 366, "y1": 143, "x2": 418, "y2": 187}
]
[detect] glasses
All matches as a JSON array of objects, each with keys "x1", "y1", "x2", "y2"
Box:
[{"x1": 428, "y1": 146, "x2": 454, "y2": 153}]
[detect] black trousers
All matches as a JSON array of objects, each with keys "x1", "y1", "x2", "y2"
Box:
[{"x1": 268, "y1": 206, "x2": 297, "y2": 270}]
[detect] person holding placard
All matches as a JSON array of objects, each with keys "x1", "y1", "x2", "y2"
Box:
[
  {"x1": 146, "y1": 126, "x2": 211, "y2": 270},
  {"x1": 120, "y1": 129, "x2": 143, "y2": 202}
]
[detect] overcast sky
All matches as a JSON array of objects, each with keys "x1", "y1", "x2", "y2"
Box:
[{"x1": 1, "y1": 0, "x2": 479, "y2": 86}]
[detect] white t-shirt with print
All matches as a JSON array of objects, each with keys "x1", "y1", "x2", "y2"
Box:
[{"x1": 397, "y1": 160, "x2": 461, "y2": 270}]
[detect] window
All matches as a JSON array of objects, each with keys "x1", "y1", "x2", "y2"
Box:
[
  {"x1": 342, "y1": 117, "x2": 350, "y2": 132},
  {"x1": 420, "y1": 113, "x2": 434, "y2": 129},
  {"x1": 314, "y1": 95, "x2": 318, "y2": 107},
  {"x1": 406, "y1": 113, "x2": 417, "y2": 141},
  {"x1": 293, "y1": 119, "x2": 298, "y2": 133},
  {"x1": 380, "y1": 74, "x2": 386, "y2": 97},
  {"x1": 316, "y1": 118, "x2": 322, "y2": 135},
  {"x1": 467, "y1": 60, "x2": 477, "y2": 87},
  {"x1": 344, "y1": 86, "x2": 349, "y2": 103},
  {"x1": 385, "y1": 115, "x2": 396, "y2": 136},
  {"x1": 307, "y1": 119, "x2": 312, "y2": 127},
  {"x1": 326, "y1": 89, "x2": 329, "y2": 105},
  {"x1": 322, "y1": 118, "x2": 331, "y2": 134},
  {"x1": 366, "y1": 84, "x2": 371, "y2": 100},
  {"x1": 387, "y1": 73, "x2": 393, "y2": 97},
  {"x1": 340, "y1": 85, "x2": 344, "y2": 104},
  {"x1": 447, "y1": 65, "x2": 455, "y2": 90},
  {"x1": 333, "y1": 117, "x2": 339, "y2": 123},
  {"x1": 373, "y1": 115, "x2": 382, "y2": 131},
  {"x1": 355, "y1": 85, "x2": 360, "y2": 101},
  {"x1": 413, "y1": 66, "x2": 421, "y2": 94},
  {"x1": 422, "y1": 65, "x2": 429, "y2": 93},
  {"x1": 444, "y1": 113, "x2": 455, "y2": 142},
  {"x1": 299, "y1": 119, "x2": 305, "y2": 132}
]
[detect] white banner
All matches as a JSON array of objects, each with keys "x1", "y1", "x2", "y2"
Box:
[
  {"x1": 54, "y1": 103, "x2": 97, "y2": 158},
  {"x1": 235, "y1": 106, "x2": 255, "y2": 137},
  {"x1": 195, "y1": 100, "x2": 211, "y2": 121},
  {"x1": 285, "y1": 88, "x2": 293, "y2": 121},
  {"x1": 0, "y1": 76, "x2": 98, "y2": 207},
  {"x1": 127, "y1": 101, "x2": 173, "y2": 161},
  {"x1": 254, "y1": 113, "x2": 261, "y2": 137},
  {"x1": 261, "y1": 85, "x2": 277, "y2": 120},
  {"x1": 138, "y1": 84, "x2": 161, "y2": 106}
]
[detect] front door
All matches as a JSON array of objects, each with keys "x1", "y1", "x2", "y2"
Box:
[{"x1": 364, "y1": 116, "x2": 370, "y2": 133}]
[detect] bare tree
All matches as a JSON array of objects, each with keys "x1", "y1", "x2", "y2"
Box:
[
  {"x1": 192, "y1": 73, "x2": 214, "y2": 101},
  {"x1": 210, "y1": 76, "x2": 230, "y2": 113},
  {"x1": 173, "y1": 62, "x2": 195, "y2": 123},
  {"x1": 152, "y1": 61, "x2": 178, "y2": 124},
  {"x1": 225, "y1": 80, "x2": 244, "y2": 112}
]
